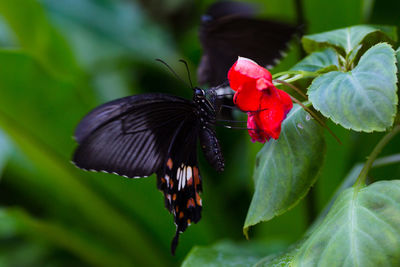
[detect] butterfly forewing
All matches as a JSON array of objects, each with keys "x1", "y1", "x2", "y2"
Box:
[
  {"x1": 75, "y1": 94, "x2": 192, "y2": 143},
  {"x1": 73, "y1": 94, "x2": 194, "y2": 178},
  {"x1": 198, "y1": 1, "x2": 298, "y2": 87}
]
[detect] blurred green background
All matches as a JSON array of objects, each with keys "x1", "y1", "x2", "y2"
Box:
[{"x1": 0, "y1": 0, "x2": 399, "y2": 266}]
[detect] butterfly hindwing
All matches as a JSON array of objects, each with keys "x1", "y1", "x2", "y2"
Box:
[
  {"x1": 73, "y1": 94, "x2": 195, "y2": 178},
  {"x1": 156, "y1": 114, "x2": 203, "y2": 254}
]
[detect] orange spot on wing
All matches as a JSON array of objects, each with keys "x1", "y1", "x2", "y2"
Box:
[
  {"x1": 169, "y1": 179, "x2": 174, "y2": 188},
  {"x1": 179, "y1": 211, "x2": 184, "y2": 219},
  {"x1": 175, "y1": 206, "x2": 179, "y2": 212},
  {"x1": 187, "y1": 198, "x2": 195, "y2": 208},
  {"x1": 160, "y1": 177, "x2": 166, "y2": 184},
  {"x1": 193, "y1": 166, "x2": 200, "y2": 186},
  {"x1": 187, "y1": 219, "x2": 191, "y2": 225},
  {"x1": 167, "y1": 158, "x2": 173, "y2": 169},
  {"x1": 187, "y1": 176, "x2": 193, "y2": 186},
  {"x1": 195, "y1": 192, "x2": 202, "y2": 206},
  {"x1": 172, "y1": 194, "x2": 177, "y2": 201}
]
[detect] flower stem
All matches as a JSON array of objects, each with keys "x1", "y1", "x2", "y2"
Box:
[
  {"x1": 275, "y1": 79, "x2": 307, "y2": 99},
  {"x1": 272, "y1": 70, "x2": 317, "y2": 81},
  {"x1": 354, "y1": 125, "x2": 400, "y2": 190}
]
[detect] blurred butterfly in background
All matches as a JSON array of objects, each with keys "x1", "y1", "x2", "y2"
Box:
[
  {"x1": 72, "y1": 61, "x2": 224, "y2": 255},
  {"x1": 198, "y1": 0, "x2": 299, "y2": 87}
]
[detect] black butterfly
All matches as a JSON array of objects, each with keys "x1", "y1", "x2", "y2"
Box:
[
  {"x1": 72, "y1": 84, "x2": 224, "y2": 255},
  {"x1": 198, "y1": 0, "x2": 299, "y2": 87}
]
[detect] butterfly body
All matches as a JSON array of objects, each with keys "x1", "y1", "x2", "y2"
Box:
[
  {"x1": 73, "y1": 88, "x2": 223, "y2": 254},
  {"x1": 193, "y1": 88, "x2": 225, "y2": 172}
]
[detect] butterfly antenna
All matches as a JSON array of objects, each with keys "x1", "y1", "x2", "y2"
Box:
[
  {"x1": 155, "y1": 58, "x2": 191, "y2": 88},
  {"x1": 179, "y1": 59, "x2": 194, "y2": 89}
]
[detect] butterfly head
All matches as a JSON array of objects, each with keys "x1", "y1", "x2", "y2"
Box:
[{"x1": 194, "y1": 87, "x2": 206, "y2": 99}]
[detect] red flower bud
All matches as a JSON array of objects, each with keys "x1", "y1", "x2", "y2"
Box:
[{"x1": 228, "y1": 57, "x2": 293, "y2": 143}]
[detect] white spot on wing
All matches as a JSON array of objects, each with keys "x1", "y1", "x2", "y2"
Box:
[
  {"x1": 177, "y1": 165, "x2": 191, "y2": 191},
  {"x1": 186, "y1": 166, "x2": 192, "y2": 183},
  {"x1": 181, "y1": 166, "x2": 186, "y2": 189},
  {"x1": 177, "y1": 168, "x2": 182, "y2": 191}
]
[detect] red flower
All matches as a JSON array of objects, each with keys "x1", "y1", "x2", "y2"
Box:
[{"x1": 227, "y1": 57, "x2": 293, "y2": 143}]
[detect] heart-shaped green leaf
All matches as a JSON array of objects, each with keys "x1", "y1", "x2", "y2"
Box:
[
  {"x1": 308, "y1": 43, "x2": 398, "y2": 132},
  {"x1": 243, "y1": 105, "x2": 326, "y2": 235},
  {"x1": 292, "y1": 180, "x2": 400, "y2": 266},
  {"x1": 302, "y1": 25, "x2": 397, "y2": 56},
  {"x1": 291, "y1": 48, "x2": 339, "y2": 73}
]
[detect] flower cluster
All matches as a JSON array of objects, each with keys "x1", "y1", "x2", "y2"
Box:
[{"x1": 228, "y1": 57, "x2": 293, "y2": 143}]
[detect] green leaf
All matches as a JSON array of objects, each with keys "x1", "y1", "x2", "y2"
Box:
[
  {"x1": 292, "y1": 180, "x2": 400, "y2": 266},
  {"x1": 306, "y1": 163, "x2": 362, "y2": 236},
  {"x1": 308, "y1": 43, "x2": 398, "y2": 132},
  {"x1": 0, "y1": 0, "x2": 80, "y2": 79},
  {"x1": 253, "y1": 250, "x2": 296, "y2": 267},
  {"x1": 308, "y1": 153, "x2": 400, "y2": 238},
  {"x1": 257, "y1": 154, "x2": 400, "y2": 266},
  {"x1": 302, "y1": 25, "x2": 397, "y2": 56},
  {"x1": 291, "y1": 48, "x2": 339, "y2": 73},
  {"x1": 244, "y1": 105, "x2": 326, "y2": 235},
  {"x1": 182, "y1": 240, "x2": 286, "y2": 267}
]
